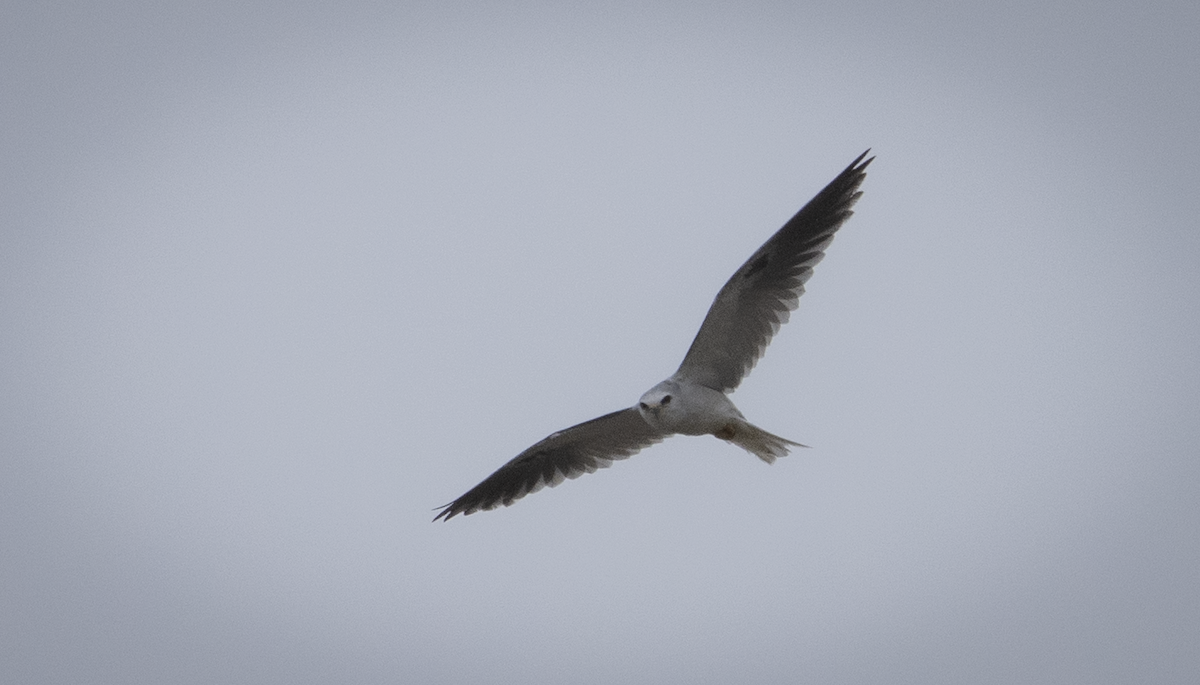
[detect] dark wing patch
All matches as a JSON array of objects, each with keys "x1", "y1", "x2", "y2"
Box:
[{"x1": 742, "y1": 253, "x2": 771, "y2": 279}]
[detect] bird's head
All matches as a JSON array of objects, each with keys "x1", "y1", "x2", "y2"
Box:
[{"x1": 637, "y1": 379, "x2": 680, "y2": 429}]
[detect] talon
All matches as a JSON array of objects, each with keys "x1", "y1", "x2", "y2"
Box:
[{"x1": 714, "y1": 425, "x2": 737, "y2": 440}]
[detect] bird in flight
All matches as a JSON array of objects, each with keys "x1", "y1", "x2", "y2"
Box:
[{"x1": 434, "y1": 150, "x2": 872, "y2": 521}]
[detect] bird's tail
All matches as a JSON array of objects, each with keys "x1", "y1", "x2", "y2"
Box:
[{"x1": 720, "y1": 420, "x2": 806, "y2": 464}]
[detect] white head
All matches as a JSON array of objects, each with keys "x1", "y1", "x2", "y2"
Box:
[{"x1": 637, "y1": 379, "x2": 681, "y2": 430}]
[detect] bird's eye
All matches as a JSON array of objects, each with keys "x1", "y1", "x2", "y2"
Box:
[
  {"x1": 661, "y1": 395, "x2": 672, "y2": 404},
  {"x1": 639, "y1": 402, "x2": 649, "y2": 410}
]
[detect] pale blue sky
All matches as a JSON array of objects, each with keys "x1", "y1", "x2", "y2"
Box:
[{"x1": 4, "y1": 2, "x2": 1199, "y2": 683}]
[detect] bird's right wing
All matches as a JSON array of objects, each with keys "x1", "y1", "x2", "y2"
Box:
[{"x1": 434, "y1": 407, "x2": 667, "y2": 521}]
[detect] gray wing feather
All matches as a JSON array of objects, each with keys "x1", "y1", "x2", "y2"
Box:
[
  {"x1": 434, "y1": 408, "x2": 667, "y2": 521},
  {"x1": 672, "y1": 151, "x2": 873, "y2": 392}
]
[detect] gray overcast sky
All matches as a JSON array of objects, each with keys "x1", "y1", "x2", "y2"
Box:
[{"x1": 3, "y1": 1, "x2": 1199, "y2": 683}]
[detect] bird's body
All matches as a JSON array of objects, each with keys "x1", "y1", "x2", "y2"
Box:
[
  {"x1": 435, "y1": 151, "x2": 872, "y2": 521},
  {"x1": 638, "y1": 378, "x2": 740, "y2": 437}
]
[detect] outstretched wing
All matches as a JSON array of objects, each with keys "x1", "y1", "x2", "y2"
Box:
[
  {"x1": 434, "y1": 408, "x2": 667, "y2": 521},
  {"x1": 673, "y1": 150, "x2": 872, "y2": 393}
]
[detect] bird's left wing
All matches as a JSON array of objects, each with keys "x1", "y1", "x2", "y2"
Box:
[
  {"x1": 434, "y1": 407, "x2": 667, "y2": 521},
  {"x1": 672, "y1": 151, "x2": 872, "y2": 393}
]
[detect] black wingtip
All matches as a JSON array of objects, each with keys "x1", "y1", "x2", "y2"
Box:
[
  {"x1": 432, "y1": 502, "x2": 459, "y2": 522},
  {"x1": 824, "y1": 149, "x2": 872, "y2": 197},
  {"x1": 851, "y1": 148, "x2": 874, "y2": 171}
]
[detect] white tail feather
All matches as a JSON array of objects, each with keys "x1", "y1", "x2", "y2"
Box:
[{"x1": 721, "y1": 420, "x2": 806, "y2": 464}]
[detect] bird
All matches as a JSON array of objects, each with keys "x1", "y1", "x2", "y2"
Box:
[{"x1": 434, "y1": 150, "x2": 872, "y2": 521}]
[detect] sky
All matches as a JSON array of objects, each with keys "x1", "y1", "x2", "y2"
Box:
[{"x1": 3, "y1": 1, "x2": 1199, "y2": 683}]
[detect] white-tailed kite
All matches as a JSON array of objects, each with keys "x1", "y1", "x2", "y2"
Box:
[{"x1": 434, "y1": 151, "x2": 872, "y2": 521}]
